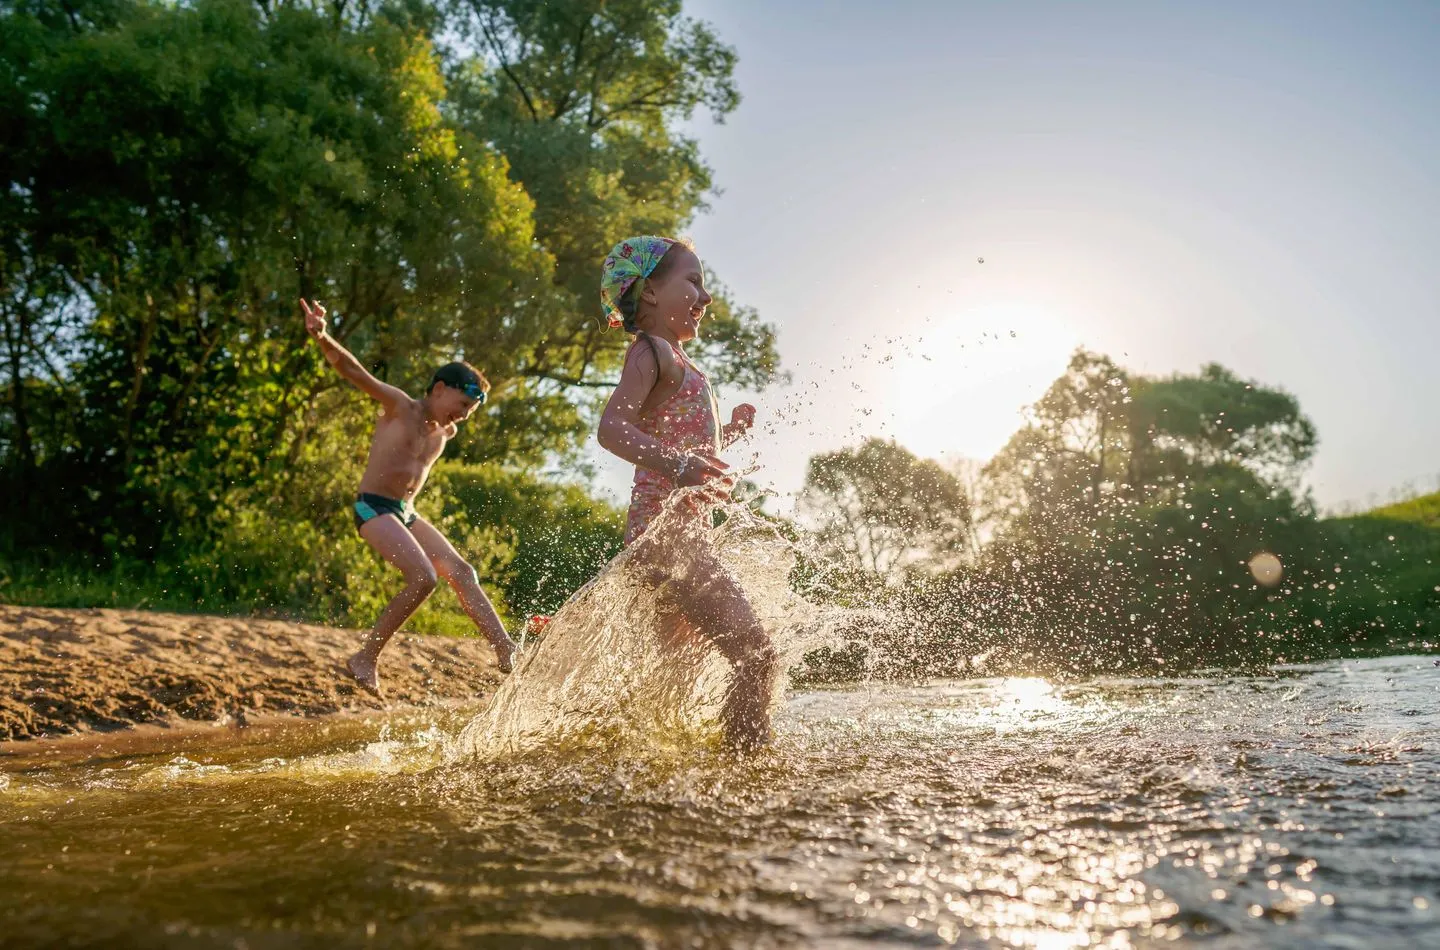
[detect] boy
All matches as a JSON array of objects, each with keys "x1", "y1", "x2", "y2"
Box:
[{"x1": 301, "y1": 298, "x2": 518, "y2": 698}]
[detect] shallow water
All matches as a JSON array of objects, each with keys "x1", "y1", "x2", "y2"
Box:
[{"x1": 3, "y1": 656, "x2": 1437, "y2": 949}]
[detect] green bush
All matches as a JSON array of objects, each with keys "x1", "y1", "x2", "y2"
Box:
[{"x1": 0, "y1": 458, "x2": 622, "y2": 640}]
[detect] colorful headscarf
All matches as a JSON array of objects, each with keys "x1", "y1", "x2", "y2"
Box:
[{"x1": 600, "y1": 235, "x2": 677, "y2": 329}]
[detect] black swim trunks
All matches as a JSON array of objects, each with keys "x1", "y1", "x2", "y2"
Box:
[{"x1": 352, "y1": 493, "x2": 418, "y2": 533}]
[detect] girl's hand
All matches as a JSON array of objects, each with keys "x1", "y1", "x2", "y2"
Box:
[
  {"x1": 729, "y1": 403, "x2": 756, "y2": 433},
  {"x1": 674, "y1": 452, "x2": 729, "y2": 488},
  {"x1": 299, "y1": 298, "x2": 329, "y2": 342},
  {"x1": 722, "y1": 403, "x2": 757, "y2": 447}
]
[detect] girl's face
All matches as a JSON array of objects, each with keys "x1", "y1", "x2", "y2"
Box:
[{"x1": 642, "y1": 247, "x2": 712, "y2": 342}]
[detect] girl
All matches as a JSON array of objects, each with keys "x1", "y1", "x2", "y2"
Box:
[{"x1": 596, "y1": 235, "x2": 777, "y2": 750}]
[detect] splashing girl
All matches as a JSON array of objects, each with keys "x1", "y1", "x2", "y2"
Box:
[{"x1": 596, "y1": 236, "x2": 777, "y2": 750}]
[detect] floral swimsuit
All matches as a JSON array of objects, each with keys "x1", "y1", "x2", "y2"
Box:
[{"x1": 625, "y1": 336, "x2": 721, "y2": 546}]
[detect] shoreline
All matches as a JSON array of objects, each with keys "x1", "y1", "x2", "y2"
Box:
[
  {"x1": 0, "y1": 604, "x2": 504, "y2": 743},
  {"x1": 0, "y1": 700, "x2": 485, "y2": 774}
]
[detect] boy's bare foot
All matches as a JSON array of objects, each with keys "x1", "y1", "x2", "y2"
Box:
[
  {"x1": 492, "y1": 635, "x2": 520, "y2": 674},
  {"x1": 343, "y1": 652, "x2": 384, "y2": 700}
]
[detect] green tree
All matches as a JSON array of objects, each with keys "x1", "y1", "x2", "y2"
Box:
[
  {"x1": 1128, "y1": 362, "x2": 1317, "y2": 494},
  {"x1": 800, "y1": 438, "x2": 972, "y2": 581},
  {"x1": 444, "y1": 0, "x2": 779, "y2": 403},
  {"x1": 980, "y1": 350, "x2": 1132, "y2": 545},
  {"x1": 971, "y1": 350, "x2": 1324, "y2": 670}
]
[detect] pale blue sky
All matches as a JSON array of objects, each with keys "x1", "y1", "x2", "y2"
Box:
[{"x1": 590, "y1": 0, "x2": 1440, "y2": 512}]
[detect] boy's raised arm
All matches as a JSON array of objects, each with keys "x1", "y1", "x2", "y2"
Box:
[{"x1": 300, "y1": 298, "x2": 408, "y2": 412}]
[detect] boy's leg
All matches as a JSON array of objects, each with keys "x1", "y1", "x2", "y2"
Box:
[
  {"x1": 666, "y1": 551, "x2": 778, "y2": 750},
  {"x1": 351, "y1": 515, "x2": 439, "y2": 695},
  {"x1": 408, "y1": 517, "x2": 518, "y2": 672}
]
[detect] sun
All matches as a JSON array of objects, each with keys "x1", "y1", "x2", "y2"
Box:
[{"x1": 877, "y1": 301, "x2": 1083, "y2": 464}]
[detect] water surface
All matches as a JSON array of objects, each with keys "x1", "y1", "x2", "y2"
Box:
[{"x1": 3, "y1": 656, "x2": 1436, "y2": 948}]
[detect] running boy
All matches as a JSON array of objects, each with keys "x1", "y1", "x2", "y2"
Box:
[{"x1": 300, "y1": 298, "x2": 519, "y2": 697}]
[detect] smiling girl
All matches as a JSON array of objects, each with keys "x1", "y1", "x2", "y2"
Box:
[{"x1": 595, "y1": 237, "x2": 776, "y2": 750}]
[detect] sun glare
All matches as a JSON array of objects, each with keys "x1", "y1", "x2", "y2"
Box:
[
  {"x1": 997, "y1": 677, "x2": 1061, "y2": 712},
  {"x1": 880, "y1": 302, "x2": 1083, "y2": 464},
  {"x1": 958, "y1": 676, "x2": 1079, "y2": 733}
]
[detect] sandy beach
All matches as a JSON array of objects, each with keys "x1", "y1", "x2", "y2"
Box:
[{"x1": 0, "y1": 604, "x2": 504, "y2": 742}]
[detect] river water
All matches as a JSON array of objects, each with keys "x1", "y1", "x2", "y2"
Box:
[{"x1": 2, "y1": 656, "x2": 1436, "y2": 949}]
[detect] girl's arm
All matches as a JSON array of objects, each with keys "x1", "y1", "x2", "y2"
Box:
[
  {"x1": 300, "y1": 299, "x2": 409, "y2": 413},
  {"x1": 599, "y1": 343, "x2": 728, "y2": 487}
]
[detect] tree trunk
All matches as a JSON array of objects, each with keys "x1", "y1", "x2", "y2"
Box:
[
  {"x1": 120, "y1": 294, "x2": 160, "y2": 470},
  {"x1": 3, "y1": 302, "x2": 36, "y2": 502},
  {"x1": 1092, "y1": 411, "x2": 1107, "y2": 511}
]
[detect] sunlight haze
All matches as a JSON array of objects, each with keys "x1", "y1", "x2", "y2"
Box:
[{"x1": 585, "y1": 0, "x2": 1440, "y2": 512}]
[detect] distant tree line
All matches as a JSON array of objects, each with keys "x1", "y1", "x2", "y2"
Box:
[{"x1": 797, "y1": 350, "x2": 1439, "y2": 676}]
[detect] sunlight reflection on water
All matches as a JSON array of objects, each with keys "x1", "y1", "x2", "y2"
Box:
[{"x1": 1, "y1": 657, "x2": 1437, "y2": 948}]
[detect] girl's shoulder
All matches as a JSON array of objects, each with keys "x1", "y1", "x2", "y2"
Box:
[{"x1": 628, "y1": 332, "x2": 686, "y2": 385}]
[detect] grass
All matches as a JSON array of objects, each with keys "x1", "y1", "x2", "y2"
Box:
[
  {"x1": 0, "y1": 559, "x2": 203, "y2": 614},
  {"x1": 1320, "y1": 491, "x2": 1440, "y2": 648}
]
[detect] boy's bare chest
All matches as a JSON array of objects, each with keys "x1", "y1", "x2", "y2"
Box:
[{"x1": 374, "y1": 413, "x2": 447, "y2": 465}]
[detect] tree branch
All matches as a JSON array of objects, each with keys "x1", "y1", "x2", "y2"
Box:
[
  {"x1": 520, "y1": 367, "x2": 615, "y2": 389},
  {"x1": 605, "y1": 73, "x2": 683, "y2": 118},
  {"x1": 586, "y1": 27, "x2": 630, "y2": 129},
  {"x1": 550, "y1": 14, "x2": 592, "y2": 119},
  {"x1": 479, "y1": 14, "x2": 540, "y2": 121}
]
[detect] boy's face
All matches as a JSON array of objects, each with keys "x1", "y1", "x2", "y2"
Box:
[
  {"x1": 646, "y1": 247, "x2": 712, "y2": 342},
  {"x1": 431, "y1": 382, "x2": 484, "y2": 426}
]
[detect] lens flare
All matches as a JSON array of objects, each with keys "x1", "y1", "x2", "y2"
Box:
[{"x1": 1248, "y1": 551, "x2": 1283, "y2": 586}]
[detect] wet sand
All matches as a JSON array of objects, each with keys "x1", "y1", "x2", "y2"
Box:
[{"x1": 0, "y1": 605, "x2": 503, "y2": 742}]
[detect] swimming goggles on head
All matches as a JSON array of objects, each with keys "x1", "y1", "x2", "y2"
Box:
[{"x1": 459, "y1": 382, "x2": 487, "y2": 404}]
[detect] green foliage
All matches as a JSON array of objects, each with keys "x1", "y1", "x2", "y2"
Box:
[
  {"x1": 800, "y1": 437, "x2": 972, "y2": 581},
  {"x1": 798, "y1": 350, "x2": 1432, "y2": 677},
  {"x1": 0, "y1": 0, "x2": 766, "y2": 633},
  {"x1": 429, "y1": 462, "x2": 624, "y2": 617},
  {"x1": 1317, "y1": 491, "x2": 1440, "y2": 646},
  {"x1": 1129, "y1": 363, "x2": 1317, "y2": 491}
]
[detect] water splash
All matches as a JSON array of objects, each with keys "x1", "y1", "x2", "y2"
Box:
[{"x1": 452, "y1": 490, "x2": 849, "y2": 758}]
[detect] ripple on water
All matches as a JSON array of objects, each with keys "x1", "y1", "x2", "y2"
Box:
[{"x1": 0, "y1": 657, "x2": 1436, "y2": 948}]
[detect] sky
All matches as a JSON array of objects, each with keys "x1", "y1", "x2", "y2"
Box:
[{"x1": 588, "y1": 0, "x2": 1440, "y2": 514}]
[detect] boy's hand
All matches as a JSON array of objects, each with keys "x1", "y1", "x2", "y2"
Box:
[
  {"x1": 296, "y1": 298, "x2": 406, "y2": 410},
  {"x1": 300, "y1": 298, "x2": 330, "y2": 342}
]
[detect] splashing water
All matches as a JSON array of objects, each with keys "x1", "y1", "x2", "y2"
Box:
[
  {"x1": 453, "y1": 489, "x2": 851, "y2": 758},
  {"x1": 5, "y1": 657, "x2": 1438, "y2": 948}
]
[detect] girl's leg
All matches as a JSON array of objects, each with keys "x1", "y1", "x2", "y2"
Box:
[
  {"x1": 353, "y1": 516, "x2": 439, "y2": 695},
  {"x1": 667, "y1": 551, "x2": 778, "y2": 749},
  {"x1": 408, "y1": 517, "x2": 517, "y2": 672},
  {"x1": 655, "y1": 609, "x2": 702, "y2": 654}
]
